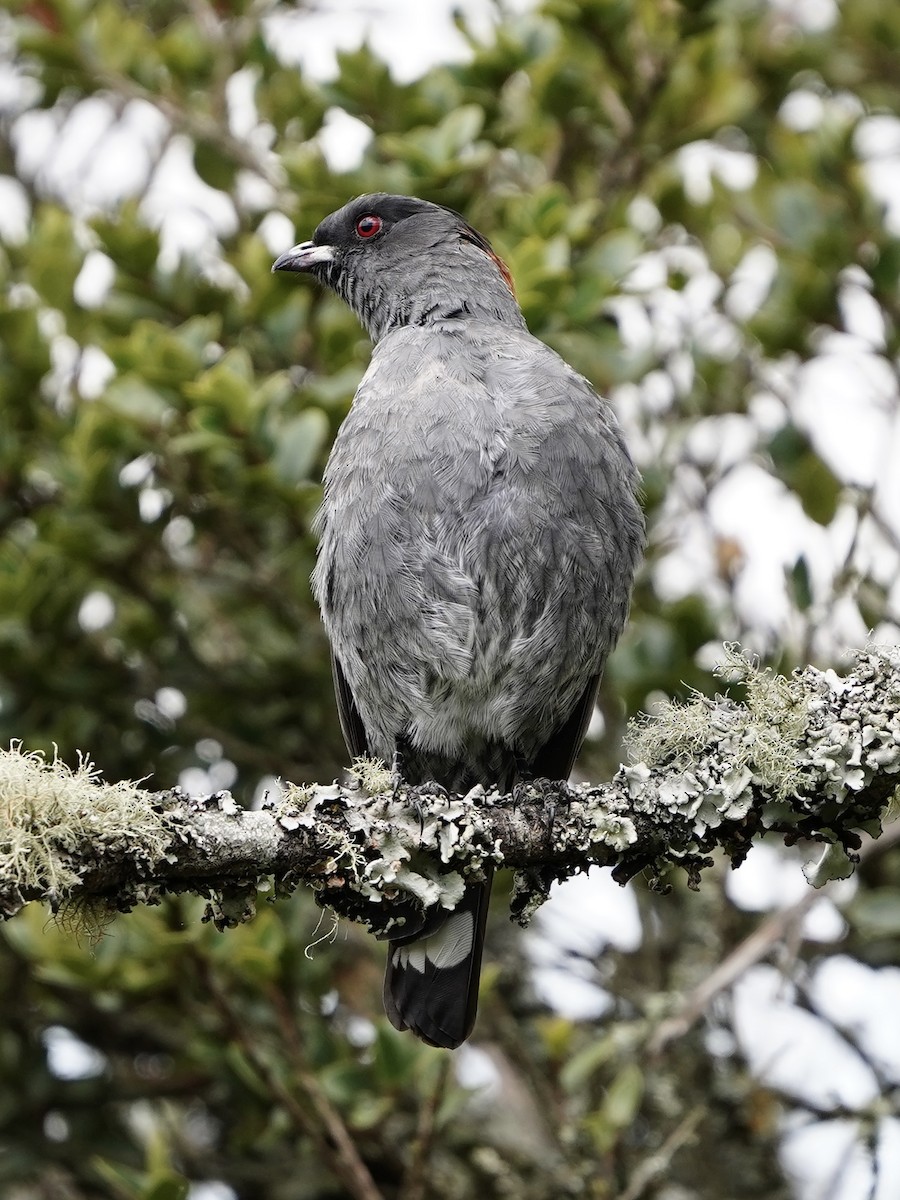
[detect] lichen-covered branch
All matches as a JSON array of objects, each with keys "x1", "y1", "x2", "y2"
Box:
[{"x1": 1, "y1": 646, "x2": 899, "y2": 932}]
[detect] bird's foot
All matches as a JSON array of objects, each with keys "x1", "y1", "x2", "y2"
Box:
[
  {"x1": 511, "y1": 754, "x2": 534, "y2": 812},
  {"x1": 514, "y1": 754, "x2": 533, "y2": 784},
  {"x1": 391, "y1": 760, "x2": 404, "y2": 798},
  {"x1": 541, "y1": 778, "x2": 572, "y2": 845},
  {"x1": 390, "y1": 737, "x2": 411, "y2": 798}
]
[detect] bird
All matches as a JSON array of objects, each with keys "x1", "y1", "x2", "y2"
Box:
[{"x1": 272, "y1": 194, "x2": 644, "y2": 1049}]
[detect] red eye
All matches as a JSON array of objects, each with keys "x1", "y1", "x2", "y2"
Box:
[{"x1": 355, "y1": 214, "x2": 382, "y2": 238}]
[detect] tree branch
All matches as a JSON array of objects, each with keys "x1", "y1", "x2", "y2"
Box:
[
  {"x1": 200, "y1": 960, "x2": 386, "y2": 1200},
  {"x1": 647, "y1": 819, "x2": 900, "y2": 1055},
  {"x1": 2, "y1": 647, "x2": 899, "y2": 933}
]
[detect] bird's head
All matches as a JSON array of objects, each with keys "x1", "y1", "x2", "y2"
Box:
[{"x1": 272, "y1": 193, "x2": 523, "y2": 342}]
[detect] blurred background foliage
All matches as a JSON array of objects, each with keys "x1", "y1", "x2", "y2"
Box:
[{"x1": 2, "y1": 0, "x2": 900, "y2": 1197}]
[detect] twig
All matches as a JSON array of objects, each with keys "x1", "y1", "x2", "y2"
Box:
[
  {"x1": 648, "y1": 890, "x2": 819, "y2": 1054},
  {"x1": 649, "y1": 821, "x2": 900, "y2": 1054},
  {"x1": 615, "y1": 1105, "x2": 705, "y2": 1200},
  {"x1": 200, "y1": 961, "x2": 385, "y2": 1200},
  {"x1": 266, "y1": 982, "x2": 386, "y2": 1200},
  {"x1": 402, "y1": 1057, "x2": 451, "y2": 1200}
]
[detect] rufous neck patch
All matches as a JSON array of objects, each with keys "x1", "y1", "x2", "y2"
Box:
[
  {"x1": 459, "y1": 224, "x2": 518, "y2": 299},
  {"x1": 488, "y1": 249, "x2": 517, "y2": 298}
]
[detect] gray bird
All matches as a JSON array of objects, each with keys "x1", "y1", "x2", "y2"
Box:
[{"x1": 273, "y1": 194, "x2": 643, "y2": 1049}]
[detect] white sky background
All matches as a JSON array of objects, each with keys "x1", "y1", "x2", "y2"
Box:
[{"x1": 5, "y1": 2, "x2": 900, "y2": 1197}]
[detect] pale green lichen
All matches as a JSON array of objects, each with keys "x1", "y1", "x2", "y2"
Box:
[
  {"x1": 276, "y1": 781, "x2": 363, "y2": 872},
  {"x1": 619, "y1": 644, "x2": 900, "y2": 876},
  {"x1": 0, "y1": 742, "x2": 174, "y2": 907},
  {"x1": 803, "y1": 841, "x2": 858, "y2": 887},
  {"x1": 272, "y1": 777, "x2": 475, "y2": 930},
  {"x1": 347, "y1": 756, "x2": 393, "y2": 794},
  {"x1": 307, "y1": 784, "x2": 497, "y2": 934},
  {"x1": 627, "y1": 644, "x2": 809, "y2": 804},
  {"x1": 586, "y1": 810, "x2": 638, "y2": 851}
]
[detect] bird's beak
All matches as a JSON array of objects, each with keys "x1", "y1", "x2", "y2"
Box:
[{"x1": 271, "y1": 241, "x2": 335, "y2": 274}]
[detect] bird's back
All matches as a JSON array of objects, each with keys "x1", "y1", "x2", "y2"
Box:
[{"x1": 312, "y1": 319, "x2": 643, "y2": 780}]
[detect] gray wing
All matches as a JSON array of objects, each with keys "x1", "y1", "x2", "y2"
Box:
[
  {"x1": 332, "y1": 653, "x2": 368, "y2": 760},
  {"x1": 531, "y1": 671, "x2": 601, "y2": 782}
]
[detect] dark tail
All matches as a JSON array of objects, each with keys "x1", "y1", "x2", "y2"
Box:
[{"x1": 382, "y1": 869, "x2": 494, "y2": 1049}]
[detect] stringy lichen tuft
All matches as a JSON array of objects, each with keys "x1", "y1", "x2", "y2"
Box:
[
  {"x1": 627, "y1": 643, "x2": 809, "y2": 803},
  {"x1": 0, "y1": 743, "x2": 174, "y2": 912},
  {"x1": 346, "y1": 756, "x2": 393, "y2": 794}
]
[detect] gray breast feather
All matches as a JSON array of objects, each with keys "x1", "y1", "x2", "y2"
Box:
[{"x1": 312, "y1": 323, "x2": 643, "y2": 764}]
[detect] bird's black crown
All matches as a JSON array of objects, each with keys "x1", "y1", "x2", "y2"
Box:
[{"x1": 313, "y1": 193, "x2": 465, "y2": 248}]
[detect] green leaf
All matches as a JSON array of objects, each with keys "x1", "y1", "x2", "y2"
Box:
[
  {"x1": 0, "y1": 306, "x2": 52, "y2": 376},
  {"x1": 582, "y1": 1062, "x2": 645, "y2": 1155},
  {"x1": 372, "y1": 1022, "x2": 420, "y2": 1085},
  {"x1": 435, "y1": 103, "x2": 484, "y2": 153},
  {"x1": 91, "y1": 1158, "x2": 144, "y2": 1199},
  {"x1": 788, "y1": 454, "x2": 842, "y2": 525},
  {"x1": 158, "y1": 17, "x2": 214, "y2": 77},
  {"x1": 582, "y1": 230, "x2": 642, "y2": 285},
  {"x1": 92, "y1": 203, "x2": 161, "y2": 276},
  {"x1": 788, "y1": 556, "x2": 813, "y2": 613},
  {"x1": 602, "y1": 1063, "x2": 644, "y2": 1127},
  {"x1": 559, "y1": 1035, "x2": 617, "y2": 1093},
  {"x1": 772, "y1": 182, "x2": 831, "y2": 251},
  {"x1": 142, "y1": 1175, "x2": 190, "y2": 1200},
  {"x1": 769, "y1": 426, "x2": 842, "y2": 525},
  {"x1": 101, "y1": 376, "x2": 171, "y2": 423},
  {"x1": 27, "y1": 205, "x2": 83, "y2": 309},
  {"x1": 273, "y1": 408, "x2": 333, "y2": 482},
  {"x1": 350, "y1": 1094, "x2": 394, "y2": 1130},
  {"x1": 183, "y1": 349, "x2": 255, "y2": 415},
  {"x1": 847, "y1": 889, "x2": 900, "y2": 936},
  {"x1": 320, "y1": 1061, "x2": 368, "y2": 1106},
  {"x1": 194, "y1": 139, "x2": 238, "y2": 192}
]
